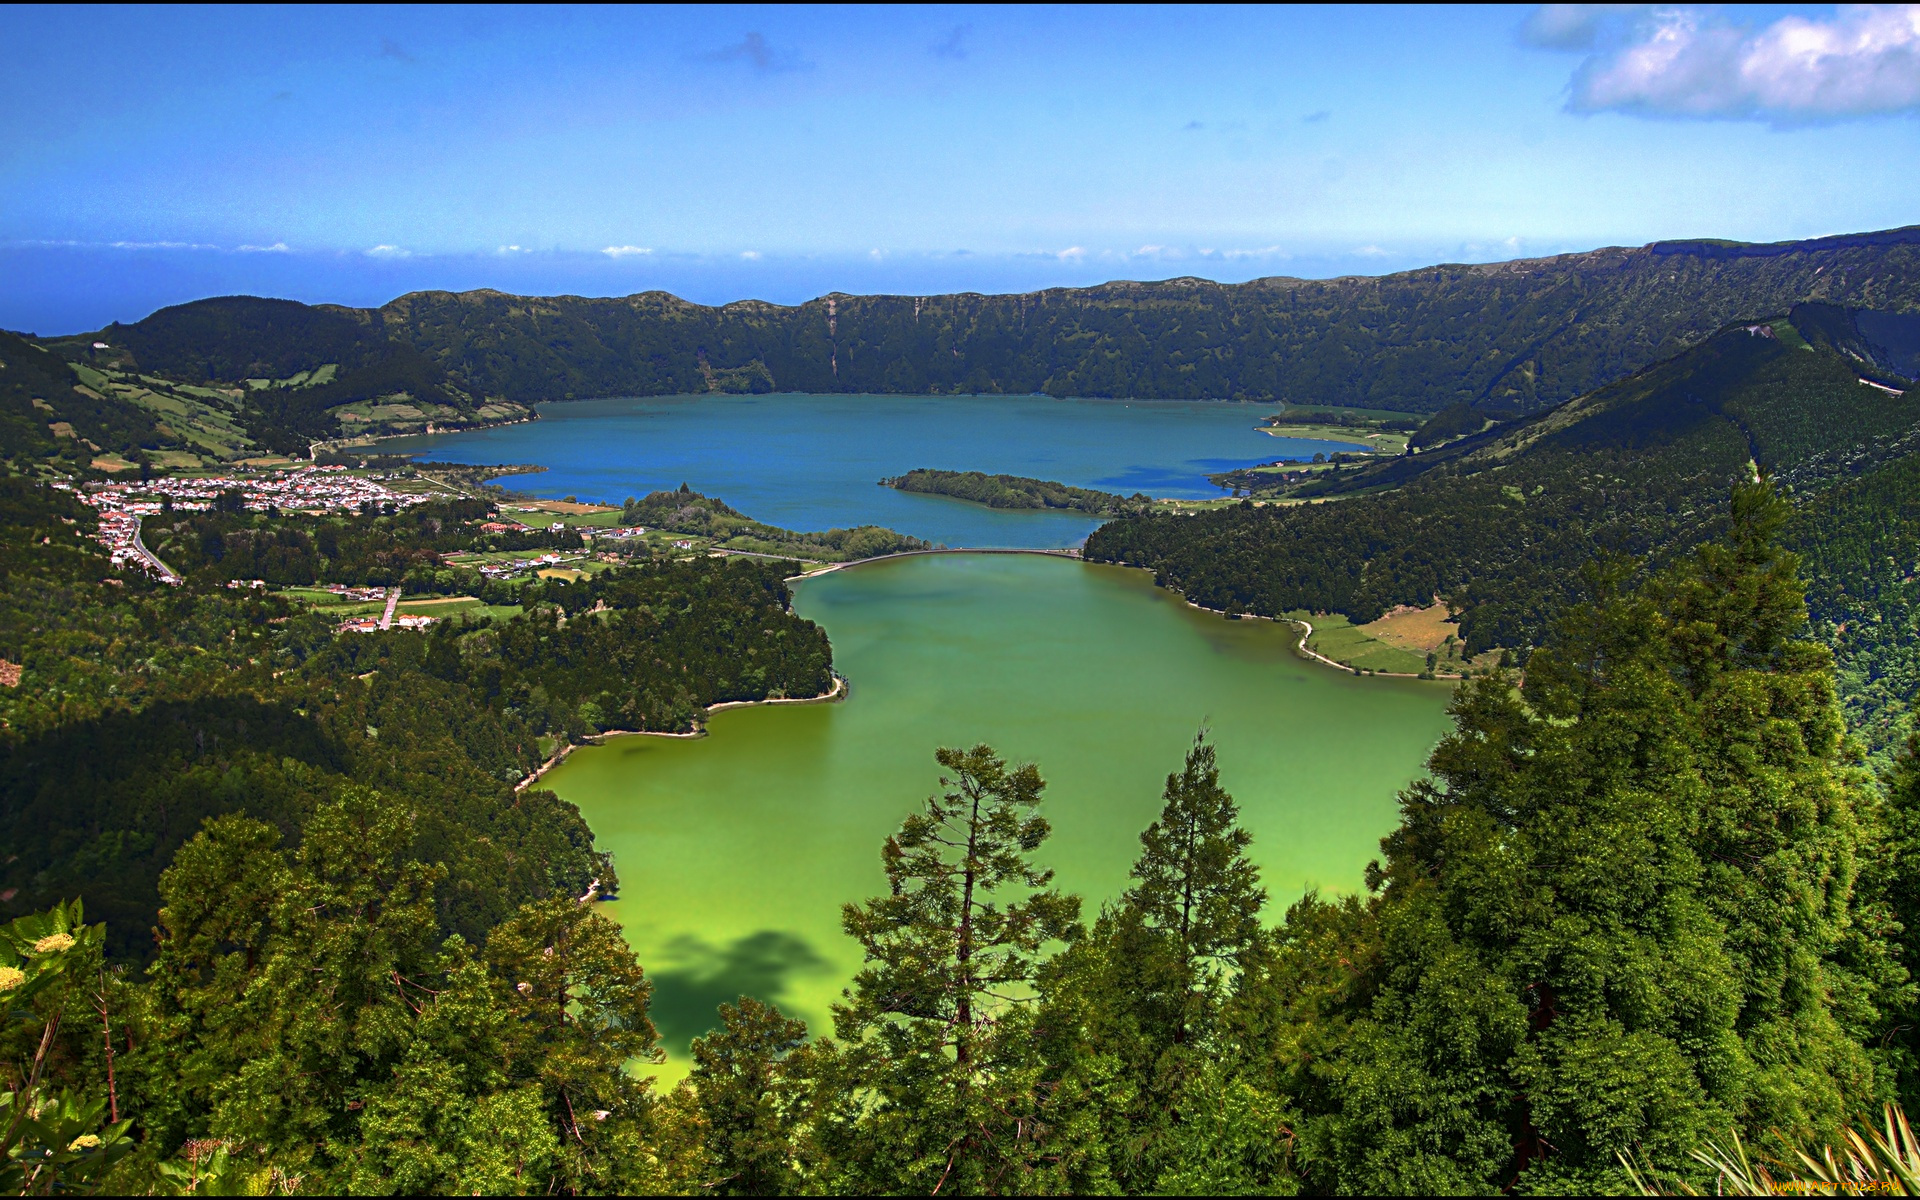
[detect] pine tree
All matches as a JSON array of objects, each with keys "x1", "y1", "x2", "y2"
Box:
[
  {"x1": 687, "y1": 996, "x2": 814, "y2": 1196},
  {"x1": 828, "y1": 744, "x2": 1081, "y2": 1194},
  {"x1": 1033, "y1": 733, "x2": 1272, "y2": 1192},
  {"x1": 1123, "y1": 731, "x2": 1267, "y2": 1044}
]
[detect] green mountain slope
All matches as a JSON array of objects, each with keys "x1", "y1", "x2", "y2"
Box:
[
  {"x1": 89, "y1": 294, "x2": 390, "y2": 381},
  {"x1": 41, "y1": 299, "x2": 531, "y2": 454},
  {"x1": 1794, "y1": 453, "x2": 1920, "y2": 757},
  {"x1": 1085, "y1": 312, "x2": 1920, "y2": 763},
  {"x1": 53, "y1": 226, "x2": 1920, "y2": 414},
  {"x1": 0, "y1": 332, "x2": 176, "y2": 470}
]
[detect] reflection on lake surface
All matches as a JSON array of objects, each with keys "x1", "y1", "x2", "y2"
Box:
[
  {"x1": 543, "y1": 554, "x2": 1453, "y2": 1075},
  {"x1": 379, "y1": 392, "x2": 1366, "y2": 547}
]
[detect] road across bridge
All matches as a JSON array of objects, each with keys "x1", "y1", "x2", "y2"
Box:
[{"x1": 775, "y1": 545, "x2": 1083, "y2": 580}]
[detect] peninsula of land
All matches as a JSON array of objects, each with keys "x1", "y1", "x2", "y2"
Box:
[{"x1": 880, "y1": 468, "x2": 1148, "y2": 515}]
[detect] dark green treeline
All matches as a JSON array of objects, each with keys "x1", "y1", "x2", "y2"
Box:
[
  {"x1": 82, "y1": 228, "x2": 1920, "y2": 413},
  {"x1": 11, "y1": 482, "x2": 1920, "y2": 1193}
]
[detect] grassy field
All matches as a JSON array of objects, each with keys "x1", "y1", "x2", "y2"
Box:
[
  {"x1": 277, "y1": 593, "x2": 390, "y2": 619},
  {"x1": 491, "y1": 503, "x2": 628, "y2": 531},
  {"x1": 1357, "y1": 603, "x2": 1497, "y2": 675},
  {"x1": 445, "y1": 549, "x2": 579, "y2": 566},
  {"x1": 1281, "y1": 604, "x2": 1508, "y2": 677},
  {"x1": 273, "y1": 588, "x2": 527, "y2": 626},
  {"x1": 1259, "y1": 424, "x2": 1403, "y2": 454},
  {"x1": 1358, "y1": 603, "x2": 1456, "y2": 652},
  {"x1": 1287, "y1": 612, "x2": 1430, "y2": 674},
  {"x1": 74, "y1": 365, "x2": 258, "y2": 461},
  {"x1": 396, "y1": 596, "x2": 517, "y2": 621}
]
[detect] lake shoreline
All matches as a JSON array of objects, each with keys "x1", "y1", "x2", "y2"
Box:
[
  {"x1": 537, "y1": 550, "x2": 1457, "y2": 1074},
  {"x1": 802, "y1": 549, "x2": 1449, "y2": 686},
  {"x1": 513, "y1": 673, "x2": 848, "y2": 790},
  {"x1": 369, "y1": 392, "x2": 1366, "y2": 547}
]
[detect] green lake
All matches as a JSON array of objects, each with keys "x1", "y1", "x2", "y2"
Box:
[{"x1": 544, "y1": 553, "x2": 1454, "y2": 1077}]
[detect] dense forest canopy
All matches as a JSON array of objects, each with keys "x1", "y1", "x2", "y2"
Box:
[
  {"x1": 619, "y1": 485, "x2": 930, "y2": 561},
  {"x1": 40, "y1": 226, "x2": 1920, "y2": 414},
  {"x1": 880, "y1": 469, "x2": 1148, "y2": 514}
]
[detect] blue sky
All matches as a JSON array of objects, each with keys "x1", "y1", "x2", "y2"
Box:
[{"x1": 4, "y1": 3, "x2": 1918, "y2": 332}]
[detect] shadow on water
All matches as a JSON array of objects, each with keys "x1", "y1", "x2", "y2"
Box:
[{"x1": 645, "y1": 930, "x2": 834, "y2": 1055}]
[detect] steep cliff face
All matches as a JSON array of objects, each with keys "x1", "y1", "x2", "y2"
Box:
[{"x1": 370, "y1": 227, "x2": 1920, "y2": 410}]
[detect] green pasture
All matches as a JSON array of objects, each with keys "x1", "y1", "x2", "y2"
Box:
[{"x1": 1286, "y1": 611, "x2": 1429, "y2": 675}]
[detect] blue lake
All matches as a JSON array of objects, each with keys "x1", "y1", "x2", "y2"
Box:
[{"x1": 379, "y1": 393, "x2": 1366, "y2": 548}]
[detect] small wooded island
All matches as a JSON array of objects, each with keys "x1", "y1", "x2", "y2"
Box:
[{"x1": 880, "y1": 468, "x2": 1148, "y2": 514}]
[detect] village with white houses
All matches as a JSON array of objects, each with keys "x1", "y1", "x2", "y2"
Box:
[
  {"x1": 61, "y1": 464, "x2": 663, "y2": 634},
  {"x1": 69, "y1": 465, "x2": 437, "y2": 583}
]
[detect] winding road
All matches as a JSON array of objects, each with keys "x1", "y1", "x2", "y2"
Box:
[{"x1": 129, "y1": 523, "x2": 180, "y2": 585}]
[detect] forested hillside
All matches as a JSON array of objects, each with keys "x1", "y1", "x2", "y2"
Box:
[
  {"x1": 9, "y1": 489, "x2": 1920, "y2": 1193},
  {"x1": 0, "y1": 478, "x2": 833, "y2": 960},
  {"x1": 43, "y1": 298, "x2": 528, "y2": 454},
  {"x1": 46, "y1": 226, "x2": 1920, "y2": 413},
  {"x1": 881, "y1": 469, "x2": 1147, "y2": 514},
  {"x1": 0, "y1": 333, "x2": 168, "y2": 471},
  {"x1": 1794, "y1": 452, "x2": 1920, "y2": 758},
  {"x1": 1087, "y1": 314, "x2": 1920, "y2": 763},
  {"x1": 619, "y1": 484, "x2": 930, "y2": 560}
]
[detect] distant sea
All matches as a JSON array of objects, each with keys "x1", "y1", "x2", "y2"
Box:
[{"x1": 380, "y1": 392, "x2": 1367, "y2": 548}]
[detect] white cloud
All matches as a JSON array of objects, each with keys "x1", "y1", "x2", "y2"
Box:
[
  {"x1": 601, "y1": 245, "x2": 651, "y2": 258},
  {"x1": 739, "y1": 250, "x2": 762, "y2": 260},
  {"x1": 237, "y1": 242, "x2": 290, "y2": 253},
  {"x1": 1055, "y1": 246, "x2": 1086, "y2": 261},
  {"x1": 10, "y1": 238, "x2": 221, "y2": 251},
  {"x1": 1554, "y1": 4, "x2": 1920, "y2": 121},
  {"x1": 869, "y1": 248, "x2": 885, "y2": 260},
  {"x1": 1222, "y1": 245, "x2": 1284, "y2": 260},
  {"x1": 496, "y1": 244, "x2": 528, "y2": 255},
  {"x1": 108, "y1": 240, "x2": 218, "y2": 250},
  {"x1": 1353, "y1": 245, "x2": 1391, "y2": 258},
  {"x1": 364, "y1": 244, "x2": 412, "y2": 258}
]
